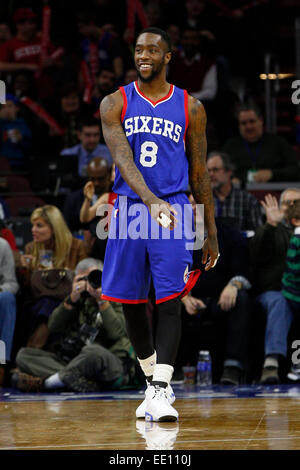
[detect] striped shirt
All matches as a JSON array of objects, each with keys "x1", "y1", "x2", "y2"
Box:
[
  {"x1": 213, "y1": 187, "x2": 263, "y2": 232},
  {"x1": 282, "y1": 227, "x2": 300, "y2": 303}
]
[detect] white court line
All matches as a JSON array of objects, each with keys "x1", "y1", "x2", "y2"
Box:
[
  {"x1": 1, "y1": 435, "x2": 300, "y2": 450},
  {"x1": 243, "y1": 412, "x2": 266, "y2": 450}
]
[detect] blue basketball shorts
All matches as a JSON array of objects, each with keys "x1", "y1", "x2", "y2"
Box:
[{"x1": 101, "y1": 192, "x2": 201, "y2": 304}]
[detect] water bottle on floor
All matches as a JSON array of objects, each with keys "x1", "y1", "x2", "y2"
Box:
[{"x1": 197, "y1": 351, "x2": 212, "y2": 386}]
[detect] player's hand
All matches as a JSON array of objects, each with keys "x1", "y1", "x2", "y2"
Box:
[
  {"x1": 146, "y1": 196, "x2": 178, "y2": 230},
  {"x1": 218, "y1": 284, "x2": 238, "y2": 311},
  {"x1": 202, "y1": 232, "x2": 219, "y2": 271},
  {"x1": 261, "y1": 193, "x2": 283, "y2": 227},
  {"x1": 83, "y1": 181, "x2": 95, "y2": 201}
]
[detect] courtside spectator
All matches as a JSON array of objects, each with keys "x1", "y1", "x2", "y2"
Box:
[
  {"x1": 80, "y1": 158, "x2": 115, "y2": 225},
  {"x1": 179, "y1": 194, "x2": 252, "y2": 385},
  {"x1": 0, "y1": 93, "x2": 32, "y2": 170},
  {"x1": 63, "y1": 156, "x2": 112, "y2": 233},
  {"x1": 0, "y1": 22, "x2": 12, "y2": 46},
  {"x1": 17, "y1": 205, "x2": 87, "y2": 349},
  {"x1": 250, "y1": 189, "x2": 300, "y2": 383},
  {"x1": 168, "y1": 27, "x2": 217, "y2": 102},
  {"x1": 52, "y1": 82, "x2": 92, "y2": 150},
  {"x1": 79, "y1": 158, "x2": 115, "y2": 261},
  {"x1": 77, "y1": 11, "x2": 124, "y2": 82},
  {"x1": 12, "y1": 258, "x2": 137, "y2": 393},
  {"x1": 166, "y1": 25, "x2": 182, "y2": 52},
  {"x1": 0, "y1": 8, "x2": 60, "y2": 101},
  {"x1": 207, "y1": 151, "x2": 263, "y2": 232},
  {"x1": 91, "y1": 68, "x2": 117, "y2": 111},
  {"x1": 223, "y1": 103, "x2": 300, "y2": 185},
  {"x1": 60, "y1": 117, "x2": 112, "y2": 177}
]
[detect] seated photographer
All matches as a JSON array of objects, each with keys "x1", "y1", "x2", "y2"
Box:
[{"x1": 12, "y1": 258, "x2": 137, "y2": 393}]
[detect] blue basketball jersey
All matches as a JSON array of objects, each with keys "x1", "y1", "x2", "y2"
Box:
[{"x1": 113, "y1": 81, "x2": 189, "y2": 199}]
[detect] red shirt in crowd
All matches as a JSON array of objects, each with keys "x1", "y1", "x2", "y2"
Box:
[
  {"x1": 0, "y1": 35, "x2": 54, "y2": 65},
  {"x1": 1, "y1": 228, "x2": 18, "y2": 251},
  {"x1": 0, "y1": 35, "x2": 56, "y2": 100}
]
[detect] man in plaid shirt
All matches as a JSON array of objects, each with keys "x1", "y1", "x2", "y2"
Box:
[{"x1": 207, "y1": 151, "x2": 263, "y2": 232}]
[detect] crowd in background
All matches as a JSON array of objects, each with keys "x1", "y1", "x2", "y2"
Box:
[{"x1": 0, "y1": 0, "x2": 300, "y2": 391}]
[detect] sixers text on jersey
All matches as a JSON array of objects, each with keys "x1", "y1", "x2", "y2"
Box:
[{"x1": 124, "y1": 116, "x2": 183, "y2": 143}]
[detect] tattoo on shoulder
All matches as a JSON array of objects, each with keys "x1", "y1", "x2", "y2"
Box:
[
  {"x1": 190, "y1": 96, "x2": 203, "y2": 116},
  {"x1": 190, "y1": 97, "x2": 202, "y2": 116},
  {"x1": 100, "y1": 93, "x2": 116, "y2": 114},
  {"x1": 188, "y1": 96, "x2": 206, "y2": 133}
]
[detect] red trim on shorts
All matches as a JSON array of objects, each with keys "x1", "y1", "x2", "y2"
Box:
[
  {"x1": 135, "y1": 81, "x2": 174, "y2": 106},
  {"x1": 155, "y1": 269, "x2": 201, "y2": 304},
  {"x1": 120, "y1": 86, "x2": 127, "y2": 122},
  {"x1": 101, "y1": 294, "x2": 148, "y2": 304},
  {"x1": 106, "y1": 191, "x2": 117, "y2": 230},
  {"x1": 183, "y1": 89, "x2": 189, "y2": 143}
]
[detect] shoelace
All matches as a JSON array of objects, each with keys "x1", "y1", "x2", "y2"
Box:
[{"x1": 152, "y1": 387, "x2": 168, "y2": 401}]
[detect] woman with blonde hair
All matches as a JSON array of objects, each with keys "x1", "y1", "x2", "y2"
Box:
[
  {"x1": 18, "y1": 205, "x2": 87, "y2": 348},
  {"x1": 23, "y1": 205, "x2": 85, "y2": 269}
]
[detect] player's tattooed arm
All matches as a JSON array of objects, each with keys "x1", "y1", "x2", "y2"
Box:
[
  {"x1": 186, "y1": 95, "x2": 219, "y2": 270},
  {"x1": 100, "y1": 91, "x2": 155, "y2": 205},
  {"x1": 186, "y1": 95, "x2": 216, "y2": 235}
]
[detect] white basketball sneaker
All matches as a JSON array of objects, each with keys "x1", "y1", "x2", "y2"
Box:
[
  {"x1": 144, "y1": 385, "x2": 178, "y2": 422},
  {"x1": 136, "y1": 381, "x2": 176, "y2": 419}
]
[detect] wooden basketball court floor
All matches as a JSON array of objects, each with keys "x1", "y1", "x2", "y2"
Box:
[{"x1": 1, "y1": 383, "x2": 300, "y2": 451}]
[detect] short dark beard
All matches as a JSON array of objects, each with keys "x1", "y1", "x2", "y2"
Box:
[{"x1": 136, "y1": 57, "x2": 165, "y2": 83}]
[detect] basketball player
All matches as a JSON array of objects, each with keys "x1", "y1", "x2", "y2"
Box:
[{"x1": 100, "y1": 27, "x2": 219, "y2": 422}]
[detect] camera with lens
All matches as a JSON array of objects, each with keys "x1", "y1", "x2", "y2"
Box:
[{"x1": 78, "y1": 269, "x2": 102, "y2": 299}]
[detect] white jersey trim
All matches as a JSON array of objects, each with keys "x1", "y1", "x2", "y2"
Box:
[{"x1": 133, "y1": 82, "x2": 175, "y2": 108}]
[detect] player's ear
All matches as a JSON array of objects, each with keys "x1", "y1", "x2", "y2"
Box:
[{"x1": 164, "y1": 52, "x2": 171, "y2": 65}]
